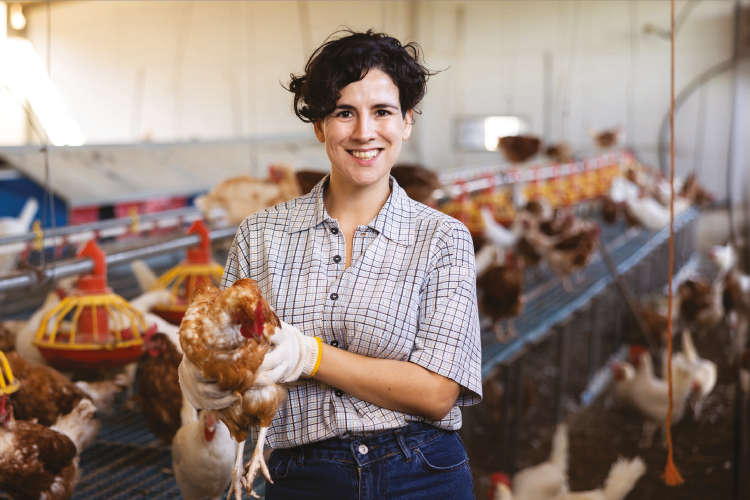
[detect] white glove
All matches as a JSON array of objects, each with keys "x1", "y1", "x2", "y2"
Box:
[
  {"x1": 259, "y1": 321, "x2": 321, "y2": 384},
  {"x1": 178, "y1": 356, "x2": 240, "y2": 411}
]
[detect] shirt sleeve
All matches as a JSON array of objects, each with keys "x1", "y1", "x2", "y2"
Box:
[
  {"x1": 221, "y1": 218, "x2": 252, "y2": 289},
  {"x1": 409, "y1": 219, "x2": 483, "y2": 406}
]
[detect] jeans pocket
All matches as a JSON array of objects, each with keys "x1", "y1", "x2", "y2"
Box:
[
  {"x1": 413, "y1": 432, "x2": 469, "y2": 473},
  {"x1": 268, "y1": 450, "x2": 295, "y2": 480}
]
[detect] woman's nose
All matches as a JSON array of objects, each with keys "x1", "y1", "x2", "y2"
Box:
[{"x1": 351, "y1": 115, "x2": 377, "y2": 143}]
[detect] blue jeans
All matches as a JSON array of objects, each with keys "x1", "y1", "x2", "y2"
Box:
[{"x1": 265, "y1": 423, "x2": 475, "y2": 499}]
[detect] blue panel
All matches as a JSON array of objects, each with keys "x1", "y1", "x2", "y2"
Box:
[{"x1": 0, "y1": 178, "x2": 67, "y2": 227}]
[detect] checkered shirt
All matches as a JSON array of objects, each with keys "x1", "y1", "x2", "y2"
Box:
[{"x1": 221, "y1": 175, "x2": 483, "y2": 449}]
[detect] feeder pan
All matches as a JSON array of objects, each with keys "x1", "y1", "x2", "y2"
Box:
[
  {"x1": 472, "y1": 174, "x2": 515, "y2": 227},
  {"x1": 33, "y1": 241, "x2": 155, "y2": 370},
  {"x1": 0, "y1": 351, "x2": 19, "y2": 395},
  {"x1": 151, "y1": 220, "x2": 225, "y2": 326}
]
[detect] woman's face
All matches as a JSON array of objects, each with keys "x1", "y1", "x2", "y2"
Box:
[{"x1": 314, "y1": 69, "x2": 412, "y2": 190}]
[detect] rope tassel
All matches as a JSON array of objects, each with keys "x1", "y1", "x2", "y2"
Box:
[{"x1": 663, "y1": 0, "x2": 684, "y2": 486}]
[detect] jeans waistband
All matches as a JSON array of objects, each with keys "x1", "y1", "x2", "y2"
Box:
[{"x1": 289, "y1": 422, "x2": 448, "y2": 467}]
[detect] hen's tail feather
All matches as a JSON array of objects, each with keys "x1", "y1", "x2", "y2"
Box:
[
  {"x1": 602, "y1": 457, "x2": 646, "y2": 500},
  {"x1": 549, "y1": 423, "x2": 569, "y2": 473},
  {"x1": 51, "y1": 399, "x2": 98, "y2": 453},
  {"x1": 75, "y1": 376, "x2": 127, "y2": 413},
  {"x1": 131, "y1": 259, "x2": 158, "y2": 293}
]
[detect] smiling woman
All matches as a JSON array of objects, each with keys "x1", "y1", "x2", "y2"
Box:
[{"x1": 179, "y1": 29, "x2": 482, "y2": 500}]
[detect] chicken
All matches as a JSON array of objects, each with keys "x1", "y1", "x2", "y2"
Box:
[
  {"x1": 295, "y1": 170, "x2": 328, "y2": 196},
  {"x1": 390, "y1": 164, "x2": 441, "y2": 206},
  {"x1": 677, "y1": 276, "x2": 724, "y2": 337},
  {"x1": 710, "y1": 244, "x2": 750, "y2": 329},
  {"x1": 611, "y1": 347, "x2": 693, "y2": 448},
  {"x1": 476, "y1": 249, "x2": 524, "y2": 342},
  {"x1": 0, "y1": 322, "x2": 16, "y2": 352},
  {"x1": 638, "y1": 299, "x2": 670, "y2": 345},
  {"x1": 137, "y1": 332, "x2": 184, "y2": 444},
  {"x1": 0, "y1": 198, "x2": 38, "y2": 274},
  {"x1": 499, "y1": 136, "x2": 541, "y2": 164},
  {"x1": 539, "y1": 224, "x2": 599, "y2": 290},
  {"x1": 550, "y1": 457, "x2": 645, "y2": 500},
  {"x1": 679, "y1": 173, "x2": 713, "y2": 206},
  {"x1": 0, "y1": 394, "x2": 96, "y2": 500},
  {"x1": 489, "y1": 423, "x2": 568, "y2": 500},
  {"x1": 195, "y1": 164, "x2": 302, "y2": 228},
  {"x1": 179, "y1": 278, "x2": 285, "y2": 499},
  {"x1": 172, "y1": 393, "x2": 237, "y2": 500},
  {"x1": 480, "y1": 207, "x2": 523, "y2": 251},
  {"x1": 589, "y1": 128, "x2": 624, "y2": 149},
  {"x1": 600, "y1": 196, "x2": 618, "y2": 225},
  {"x1": 74, "y1": 375, "x2": 128, "y2": 414},
  {"x1": 545, "y1": 143, "x2": 573, "y2": 164},
  {"x1": 662, "y1": 330, "x2": 717, "y2": 419},
  {"x1": 15, "y1": 290, "x2": 62, "y2": 366},
  {"x1": 131, "y1": 259, "x2": 158, "y2": 293}
]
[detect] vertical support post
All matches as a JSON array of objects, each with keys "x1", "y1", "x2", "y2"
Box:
[{"x1": 555, "y1": 323, "x2": 569, "y2": 423}]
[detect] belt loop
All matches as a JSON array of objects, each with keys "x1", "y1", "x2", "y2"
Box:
[
  {"x1": 296, "y1": 445, "x2": 305, "y2": 467},
  {"x1": 395, "y1": 429, "x2": 412, "y2": 461}
]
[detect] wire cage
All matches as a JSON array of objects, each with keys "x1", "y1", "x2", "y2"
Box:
[
  {"x1": 150, "y1": 220, "x2": 225, "y2": 325},
  {"x1": 33, "y1": 241, "x2": 155, "y2": 370}
]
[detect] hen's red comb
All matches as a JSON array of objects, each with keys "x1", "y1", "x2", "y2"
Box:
[{"x1": 254, "y1": 302, "x2": 265, "y2": 337}]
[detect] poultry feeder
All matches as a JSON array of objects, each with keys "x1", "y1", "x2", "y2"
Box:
[
  {"x1": 150, "y1": 220, "x2": 225, "y2": 325},
  {"x1": 472, "y1": 174, "x2": 515, "y2": 227},
  {"x1": 33, "y1": 241, "x2": 155, "y2": 370},
  {"x1": 439, "y1": 181, "x2": 484, "y2": 234},
  {"x1": 0, "y1": 350, "x2": 19, "y2": 395}
]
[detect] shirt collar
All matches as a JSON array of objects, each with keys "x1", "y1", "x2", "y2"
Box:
[{"x1": 288, "y1": 174, "x2": 416, "y2": 247}]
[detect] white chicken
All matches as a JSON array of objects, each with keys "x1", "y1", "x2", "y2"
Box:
[
  {"x1": 172, "y1": 393, "x2": 237, "y2": 500},
  {"x1": 507, "y1": 423, "x2": 569, "y2": 500},
  {"x1": 15, "y1": 290, "x2": 62, "y2": 365},
  {"x1": 550, "y1": 457, "x2": 646, "y2": 500},
  {"x1": 611, "y1": 347, "x2": 693, "y2": 448},
  {"x1": 131, "y1": 259, "x2": 158, "y2": 293},
  {"x1": 0, "y1": 198, "x2": 38, "y2": 274},
  {"x1": 480, "y1": 207, "x2": 523, "y2": 249},
  {"x1": 662, "y1": 330, "x2": 717, "y2": 419}
]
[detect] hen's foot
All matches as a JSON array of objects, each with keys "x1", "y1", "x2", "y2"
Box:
[
  {"x1": 226, "y1": 441, "x2": 246, "y2": 500},
  {"x1": 242, "y1": 427, "x2": 272, "y2": 498}
]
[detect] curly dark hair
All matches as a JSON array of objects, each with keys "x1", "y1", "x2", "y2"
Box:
[{"x1": 286, "y1": 29, "x2": 437, "y2": 123}]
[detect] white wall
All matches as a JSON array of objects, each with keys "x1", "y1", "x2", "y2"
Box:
[{"x1": 8, "y1": 1, "x2": 740, "y2": 197}]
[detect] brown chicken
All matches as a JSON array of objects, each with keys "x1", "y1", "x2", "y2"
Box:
[
  {"x1": 678, "y1": 276, "x2": 724, "y2": 336},
  {"x1": 679, "y1": 173, "x2": 714, "y2": 206},
  {"x1": 639, "y1": 301, "x2": 670, "y2": 344},
  {"x1": 137, "y1": 333, "x2": 183, "y2": 444},
  {"x1": 0, "y1": 322, "x2": 15, "y2": 352},
  {"x1": 498, "y1": 135, "x2": 541, "y2": 164},
  {"x1": 295, "y1": 170, "x2": 328, "y2": 195},
  {"x1": 6, "y1": 351, "x2": 90, "y2": 427},
  {"x1": 477, "y1": 250, "x2": 524, "y2": 342},
  {"x1": 179, "y1": 278, "x2": 284, "y2": 499},
  {"x1": 590, "y1": 127, "x2": 623, "y2": 149},
  {"x1": 541, "y1": 224, "x2": 600, "y2": 290},
  {"x1": 195, "y1": 164, "x2": 302, "y2": 227},
  {"x1": 0, "y1": 394, "x2": 96, "y2": 500},
  {"x1": 391, "y1": 164, "x2": 441, "y2": 206},
  {"x1": 601, "y1": 196, "x2": 619, "y2": 224},
  {"x1": 545, "y1": 143, "x2": 573, "y2": 164}
]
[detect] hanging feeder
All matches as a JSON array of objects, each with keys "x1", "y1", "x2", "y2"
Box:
[
  {"x1": 472, "y1": 173, "x2": 515, "y2": 227},
  {"x1": 0, "y1": 351, "x2": 19, "y2": 395},
  {"x1": 439, "y1": 181, "x2": 484, "y2": 234},
  {"x1": 150, "y1": 220, "x2": 225, "y2": 325},
  {"x1": 33, "y1": 241, "x2": 155, "y2": 370}
]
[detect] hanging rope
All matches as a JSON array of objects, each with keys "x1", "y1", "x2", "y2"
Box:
[{"x1": 663, "y1": 0, "x2": 684, "y2": 486}]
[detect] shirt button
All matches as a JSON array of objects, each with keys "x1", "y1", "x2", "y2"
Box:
[
  {"x1": 360, "y1": 233, "x2": 366, "y2": 237},
  {"x1": 330, "y1": 293, "x2": 338, "y2": 301},
  {"x1": 331, "y1": 227, "x2": 338, "y2": 234},
  {"x1": 358, "y1": 444, "x2": 369, "y2": 455},
  {"x1": 335, "y1": 389, "x2": 343, "y2": 397},
  {"x1": 330, "y1": 340, "x2": 339, "y2": 347},
  {"x1": 333, "y1": 255, "x2": 341, "y2": 263}
]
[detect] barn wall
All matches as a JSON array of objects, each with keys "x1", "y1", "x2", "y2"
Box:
[{"x1": 8, "y1": 1, "x2": 739, "y2": 198}]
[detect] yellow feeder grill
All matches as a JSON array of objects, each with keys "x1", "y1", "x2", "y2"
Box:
[
  {"x1": 440, "y1": 181, "x2": 485, "y2": 234},
  {"x1": 151, "y1": 220, "x2": 225, "y2": 325},
  {"x1": 33, "y1": 241, "x2": 155, "y2": 371},
  {"x1": 0, "y1": 351, "x2": 20, "y2": 395},
  {"x1": 472, "y1": 175, "x2": 516, "y2": 226}
]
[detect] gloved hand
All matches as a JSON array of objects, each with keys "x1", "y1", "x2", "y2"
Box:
[
  {"x1": 178, "y1": 356, "x2": 240, "y2": 411},
  {"x1": 259, "y1": 321, "x2": 322, "y2": 384}
]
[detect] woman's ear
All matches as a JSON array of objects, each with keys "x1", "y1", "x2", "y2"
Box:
[
  {"x1": 313, "y1": 119, "x2": 326, "y2": 144},
  {"x1": 402, "y1": 109, "x2": 413, "y2": 141}
]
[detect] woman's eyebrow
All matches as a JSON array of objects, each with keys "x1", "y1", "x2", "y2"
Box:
[{"x1": 333, "y1": 103, "x2": 399, "y2": 111}]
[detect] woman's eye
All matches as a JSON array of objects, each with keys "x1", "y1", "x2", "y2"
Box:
[
  {"x1": 375, "y1": 109, "x2": 392, "y2": 117},
  {"x1": 337, "y1": 110, "x2": 352, "y2": 118}
]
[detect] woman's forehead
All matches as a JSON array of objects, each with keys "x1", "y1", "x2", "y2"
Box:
[{"x1": 337, "y1": 69, "x2": 400, "y2": 108}]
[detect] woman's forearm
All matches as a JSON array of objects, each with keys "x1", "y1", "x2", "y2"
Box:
[{"x1": 312, "y1": 344, "x2": 460, "y2": 421}]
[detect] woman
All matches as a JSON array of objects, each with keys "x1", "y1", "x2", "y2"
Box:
[{"x1": 181, "y1": 30, "x2": 482, "y2": 499}]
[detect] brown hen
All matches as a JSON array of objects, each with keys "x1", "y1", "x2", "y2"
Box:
[
  {"x1": 477, "y1": 251, "x2": 524, "y2": 342},
  {"x1": 391, "y1": 164, "x2": 441, "y2": 206},
  {"x1": 179, "y1": 278, "x2": 284, "y2": 499},
  {"x1": 137, "y1": 333, "x2": 183, "y2": 444}
]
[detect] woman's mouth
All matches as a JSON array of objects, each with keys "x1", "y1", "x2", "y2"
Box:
[{"x1": 348, "y1": 149, "x2": 382, "y2": 163}]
